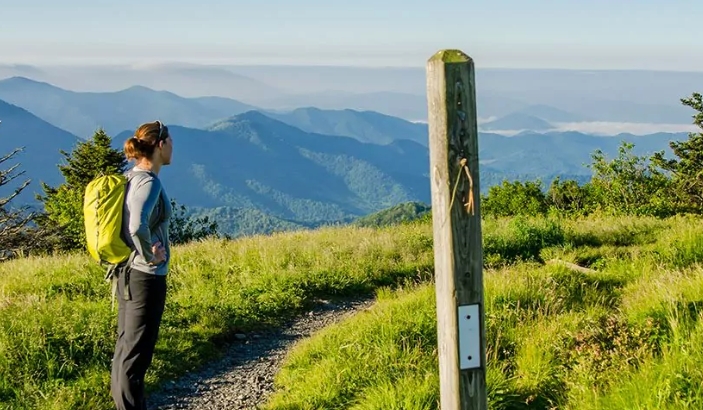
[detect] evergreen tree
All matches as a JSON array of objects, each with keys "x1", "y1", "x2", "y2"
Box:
[
  {"x1": 651, "y1": 92, "x2": 703, "y2": 213},
  {"x1": 37, "y1": 129, "x2": 127, "y2": 250}
]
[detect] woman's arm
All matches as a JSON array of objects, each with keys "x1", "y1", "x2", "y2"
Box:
[{"x1": 126, "y1": 177, "x2": 162, "y2": 264}]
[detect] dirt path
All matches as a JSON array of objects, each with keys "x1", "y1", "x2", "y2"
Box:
[{"x1": 148, "y1": 297, "x2": 373, "y2": 410}]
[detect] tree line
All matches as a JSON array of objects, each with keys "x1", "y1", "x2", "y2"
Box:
[{"x1": 482, "y1": 93, "x2": 703, "y2": 219}]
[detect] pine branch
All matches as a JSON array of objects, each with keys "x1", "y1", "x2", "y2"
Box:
[{"x1": 0, "y1": 179, "x2": 31, "y2": 208}]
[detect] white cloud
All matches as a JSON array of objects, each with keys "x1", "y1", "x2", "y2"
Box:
[
  {"x1": 478, "y1": 121, "x2": 699, "y2": 136},
  {"x1": 552, "y1": 121, "x2": 698, "y2": 135}
]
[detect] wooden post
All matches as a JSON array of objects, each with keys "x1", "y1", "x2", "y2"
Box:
[{"x1": 426, "y1": 49, "x2": 486, "y2": 409}]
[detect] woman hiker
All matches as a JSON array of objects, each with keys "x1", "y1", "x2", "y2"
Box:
[{"x1": 111, "y1": 120, "x2": 173, "y2": 410}]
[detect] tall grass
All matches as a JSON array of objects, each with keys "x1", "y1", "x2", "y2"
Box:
[
  {"x1": 0, "y1": 224, "x2": 435, "y2": 410},
  {"x1": 2, "y1": 213, "x2": 698, "y2": 409},
  {"x1": 262, "y1": 284, "x2": 440, "y2": 410},
  {"x1": 264, "y1": 214, "x2": 703, "y2": 409}
]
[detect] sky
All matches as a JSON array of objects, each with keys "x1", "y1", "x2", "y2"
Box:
[{"x1": 1, "y1": 0, "x2": 702, "y2": 70}]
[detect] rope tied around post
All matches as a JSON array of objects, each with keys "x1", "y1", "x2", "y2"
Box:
[{"x1": 449, "y1": 157, "x2": 475, "y2": 216}]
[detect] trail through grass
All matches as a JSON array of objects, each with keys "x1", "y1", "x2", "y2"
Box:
[
  {"x1": 0, "y1": 224, "x2": 435, "y2": 410},
  {"x1": 263, "y1": 215, "x2": 703, "y2": 409},
  {"x1": 1, "y1": 214, "x2": 698, "y2": 409}
]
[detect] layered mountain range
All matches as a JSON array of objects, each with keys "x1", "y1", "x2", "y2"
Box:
[{"x1": 0, "y1": 76, "x2": 691, "y2": 235}]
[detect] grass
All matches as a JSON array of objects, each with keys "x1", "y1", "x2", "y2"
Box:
[
  {"x1": 262, "y1": 214, "x2": 703, "y2": 409},
  {"x1": 263, "y1": 284, "x2": 440, "y2": 409},
  {"x1": 2, "y1": 213, "x2": 702, "y2": 409},
  {"x1": 0, "y1": 223, "x2": 435, "y2": 410}
]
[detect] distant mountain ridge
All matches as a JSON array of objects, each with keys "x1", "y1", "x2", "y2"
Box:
[
  {"x1": 112, "y1": 112, "x2": 685, "y2": 235},
  {"x1": 259, "y1": 107, "x2": 428, "y2": 146},
  {"x1": 256, "y1": 90, "x2": 430, "y2": 122},
  {"x1": 478, "y1": 130, "x2": 683, "y2": 177},
  {"x1": 1, "y1": 65, "x2": 698, "y2": 125},
  {"x1": 513, "y1": 104, "x2": 588, "y2": 123},
  {"x1": 0, "y1": 76, "x2": 257, "y2": 138}
]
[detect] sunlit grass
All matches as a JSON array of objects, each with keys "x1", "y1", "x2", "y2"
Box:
[
  {"x1": 264, "y1": 214, "x2": 703, "y2": 409},
  {"x1": 4, "y1": 213, "x2": 702, "y2": 409}
]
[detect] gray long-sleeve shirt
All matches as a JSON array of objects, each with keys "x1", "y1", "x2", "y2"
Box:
[{"x1": 121, "y1": 166, "x2": 172, "y2": 275}]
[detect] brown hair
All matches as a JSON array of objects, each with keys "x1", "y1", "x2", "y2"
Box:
[{"x1": 124, "y1": 120, "x2": 170, "y2": 160}]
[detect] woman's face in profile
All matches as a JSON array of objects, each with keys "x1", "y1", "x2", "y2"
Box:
[{"x1": 159, "y1": 136, "x2": 173, "y2": 165}]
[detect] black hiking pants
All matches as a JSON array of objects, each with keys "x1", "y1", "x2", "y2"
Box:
[{"x1": 111, "y1": 268, "x2": 167, "y2": 410}]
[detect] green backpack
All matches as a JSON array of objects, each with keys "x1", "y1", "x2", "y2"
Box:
[
  {"x1": 84, "y1": 173, "x2": 140, "y2": 308},
  {"x1": 83, "y1": 174, "x2": 132, "y2": 265}
]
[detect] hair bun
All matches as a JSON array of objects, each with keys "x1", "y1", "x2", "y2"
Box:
[
  {"x1": 130, "y1": 136, "x2": 144, "y2": 147},
  {"x1": 125, "y1": 122, "x2": 164, "y2": 161},
  {"x1": 124, "y1": 136, "x2": 144, "y2": 160}
]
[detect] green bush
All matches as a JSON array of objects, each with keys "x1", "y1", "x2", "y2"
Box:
[{"x1": 482, "y1": 180, "x2": 548, "y2": 218}]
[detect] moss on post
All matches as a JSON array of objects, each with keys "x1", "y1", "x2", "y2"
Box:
[{"x1": 429, "y1": 49, "x2": 472, "y2": 64}]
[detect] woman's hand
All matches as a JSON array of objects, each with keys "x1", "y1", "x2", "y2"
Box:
[{"x1": 150, "y1": 241, "x2": 167, "y2": 265}]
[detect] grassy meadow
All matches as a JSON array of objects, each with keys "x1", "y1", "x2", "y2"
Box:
[
  {"x1": 2, "y1": 213, "x2": 703, "y2": 409},
  {"x1": 0, "y1": 222, "x2": 434, "y2": 410},
  {"x1": 262, "y1": 214, "x2": 703, "y2": 409}
]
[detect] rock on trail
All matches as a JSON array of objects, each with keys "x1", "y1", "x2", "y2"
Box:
[{"x1": 148, "y1": 297, "x2": 373, "y2": 410}]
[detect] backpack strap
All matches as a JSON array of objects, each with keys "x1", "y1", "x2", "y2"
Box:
[{"x1": 106, "y1": 251, "x2": 137, "y2": 310}]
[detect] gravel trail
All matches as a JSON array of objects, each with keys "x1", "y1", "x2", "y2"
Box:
[{"x1": 148, "y1": 297, "x2": 373, "y2": 410}]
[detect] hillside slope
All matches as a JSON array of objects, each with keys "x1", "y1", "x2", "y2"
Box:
[
  {"x1": 353, "y1": 201, "x2": 430, "y2": 227},
  {"x1": 0, "y1": 217, "x2": 434, "y2": 410},
  {"x1": 115, "y1": 111, "x2": 431, "y2": 227},
  {"x1": 0, "y1": 99, "x2": 79, "y2": 204}
]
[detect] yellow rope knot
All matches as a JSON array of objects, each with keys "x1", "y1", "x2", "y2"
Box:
[{"x1": 449, "y1": 157, "x2": 474, "y2": 215}]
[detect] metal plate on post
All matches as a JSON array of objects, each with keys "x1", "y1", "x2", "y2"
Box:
[{"x1": 458, "y1": 304, "x2": 481, "y2": 369}]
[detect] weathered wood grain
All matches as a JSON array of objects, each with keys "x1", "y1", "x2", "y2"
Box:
[{"x1": 427, "y1": 49, "x2": 486, "y2": 409}]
